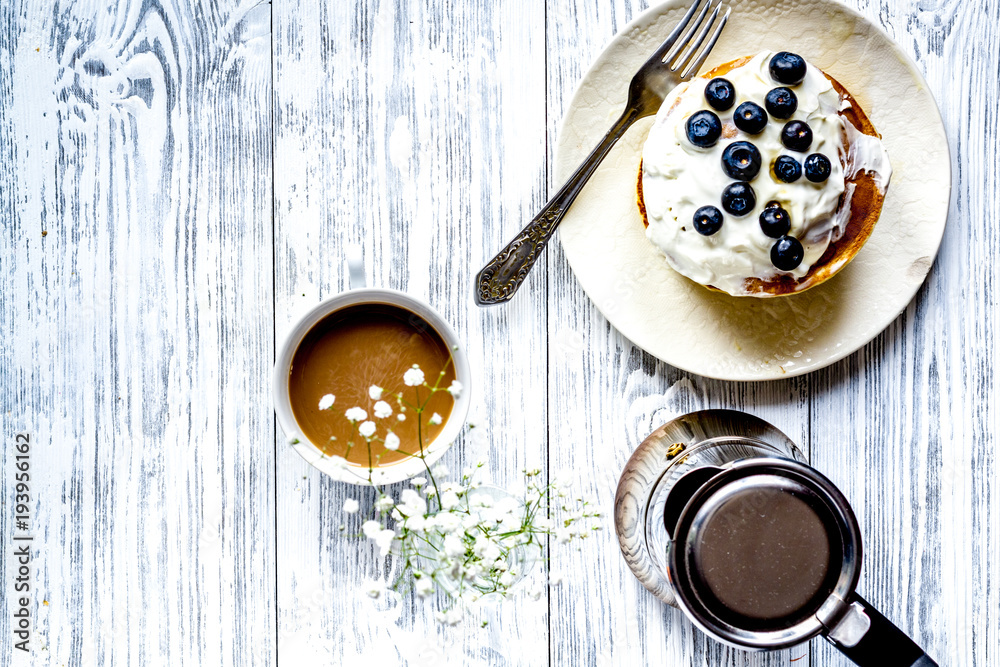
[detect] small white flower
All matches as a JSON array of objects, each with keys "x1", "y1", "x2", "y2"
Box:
[
  {"x1": 404, "y1": 514, "x2": 427, "y2": 532},
  {"x1": 375, "y1": 495, "x2": 394, "y2": 512},
  {"x1": 443, "y1": 534, "x2": 465, "y2": 558},
  {"x1": 534, "y1": 517, "x2": 553, "y2": 531},
  {"x1": 364, "y1": 580, "x2": 385, "y2": 599},
  {"x1": 411, "y1": 476, "x2": 427, "y2": 488},
  {"x1": 358, "y1": 421, "x2": 376, "y2": 438},
  {"x1": 396, "y1": 413, "x2": 406, "y2": 421},
  {"x1": 440, "y1": 490, "x2": 460, "y2": 510},
  {"x1": 329, "y1": 455, "x2": 349, "y2": 471},
  {"x1": 403, "y1": 367, "x2": 425, "y2": 386},
  {"x1": 397, "y1": 489, "x2": 427, "y2": 517},
  {"x1": 432, "y1": 464, "x2": 448, "y2": 478},
  {"x1": 373, "y1": 400, "x2": 392, "y2": 419},
  {"x1": 446, "y1": 380, "x2": 463, "y2": 399},
  {"x1": 415, "y1": 576, "x2": 435, "y2": 597},
  {"x1": 428, "y1": 412, "x2": 443, "y2": 426},
  {"x1": 342, "y1": 498, "x2": 359, "y2": 514},
  {"x1": 368, "y1": 385, "x2": 383, "y2": 400},
  {"x1": 498, "y1": 570, "x2": 515, "y2": 587},
  {"x1": 362, "y1": 520, "x2": 382, "y2": 538},
  {"x1": 383, "y1": 432, "x2": 400, "y2": 450},
  {"x1": 318, "y1": 394, "x2": 336, "y2": 410},
  {"x1": 345, "y1": 407, "x2": 367, "y2": 422},
  {"x1": 374, "y1": 528, "x2": 395, "y2": 556}
]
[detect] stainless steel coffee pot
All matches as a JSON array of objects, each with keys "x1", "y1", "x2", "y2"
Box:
[{"x1": 615, "y1": 410, "x2": 937, "y2": 667}]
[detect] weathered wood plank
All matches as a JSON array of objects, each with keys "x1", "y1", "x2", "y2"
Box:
[
  {"x1": 543, "y1": 1, "x2": 809, "y2": 665},
  {"x1": 0, "y1": 0, "x2": 274, "y2": 664},
  {"x1": 811, "y1": 1, "x2": 999, "y2": 665},
  {"x1": 272, "y1": 0, "x2": 549, "y2": 663}
]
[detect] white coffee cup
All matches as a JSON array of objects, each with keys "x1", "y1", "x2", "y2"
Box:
[{"x1": 272, "y1": 248, "x2": 471, "y2": 485}]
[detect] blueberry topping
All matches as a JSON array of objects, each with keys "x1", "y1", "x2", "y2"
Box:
[
  {"x1": 772, "y1": 155, "x2": 802, "y2": 182},
  {"x1": 686, "y1": 110, "x2": 723, "y2": 148},
  {"x1": 734, "y1": 102, "x2": 768, "y2": 134},
  {"x1": 804, "y1": 153, "x2": 832, "y2": 182},
  {"x1": 759, "y1": 206, "x2": 791, "y2": 238},
  {"x1": 704, "y1": 78, "x2": 736, "y2": 111},
  {"x1": 769, "y1": 52, "x2": 807, "y2": 86},
  {"x1": 781, "y1": 120, "x2": 813, "y2": 152},
  {"x1": 721, "y1": 182, "x2": 756, "y2": 217},
  {"x1": 765, "y1": 87, "x2": 798, "y2": 119},
  {"x1": 771, "y1": 235, "x2": 804, "y2": 270},
  {"x1": 693, "y1": 205, "x2": 724, "y2": 236},
  {"x1": 721, "y1": 141, "x2": 762, "y2": 181}
]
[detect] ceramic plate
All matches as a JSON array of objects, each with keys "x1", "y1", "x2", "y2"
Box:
[{"x1": 555, "y1": 0, "x2": 950, "y2": 380}]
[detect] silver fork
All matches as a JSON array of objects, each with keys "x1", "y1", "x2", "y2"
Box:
[{"x1": 475, "y1": 0, "x2": 730, "y2": 306}]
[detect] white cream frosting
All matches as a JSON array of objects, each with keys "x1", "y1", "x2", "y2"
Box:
[{"x1": 640, "y1": 51, "x2": 892, "y2": 296}]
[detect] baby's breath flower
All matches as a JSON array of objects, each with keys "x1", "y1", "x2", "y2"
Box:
[
  {"x1": 447, "y1": 380, "x2": 463, "y2": 399},
  {"x1": 428, "y1": 412, "x2": 443, "y2": 426},
  {"x1": 364, "y1": 580, "x2": 385, "y2": 599},
  {"x1": 415, "y1": 576, "x2": 435, "y2": 597},
  {"x1": 396, "y1": 413, "x2": 406, "y2": 421},
  {"x1": 375, "y1": 495, "x2": 394, "y2": 512},
  {"x1": 318, "y1": 394, "x2": 336, "y2": 410},
  {"x1": 403, "y1": 367, "x2": 425, "y2": 386},
  {"x1": 373, "y1": 400, "x2": 392, "y2": 419},
  {"x1": 443, "y1": 534, "x2": 465, "y2": 558},
  {"x1": 373, "y1": 528, "x2": 395, "y2": 556},
  {"x1": 358, "y1": 421, "x2": 376, "y2": 438},
  {"x1": 384, "y1": 432, "x2": 400, "y2": 451},
  {"x1": 345, "y1": 407, "x2": 367, "y2": 422},
  {"x1": 362, "y1": 520, "x2": 382, "y2": 538},
  {"x1": 411, "y1": 476, "x2": 427, "y2": 488},
  {"x1": 329, "y1": 455, "x2": 349, "y2": 471},
  {"x1": 342, "y1": 498, "x2": 359, "y2": 514},
  {"x1": 368, "y1": 385, "x2": 383, "y2": 400},
  {"x1": 432, "y1": 464, "x2": 448, "y2": 478}
]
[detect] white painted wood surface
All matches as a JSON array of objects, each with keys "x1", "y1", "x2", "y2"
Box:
[{"x1": 1, "y1": 0, "x2": 995, "y2": 665}]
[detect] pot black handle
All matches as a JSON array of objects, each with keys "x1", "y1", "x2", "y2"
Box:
[{"x1": 827, "y1": 593, "x2": 938, "y2": 667}]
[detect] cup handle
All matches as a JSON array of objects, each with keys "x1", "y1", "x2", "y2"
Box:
[
  {"x1": 824, "y1": 592, "x2": 938, "y2": 667},
  {"x1": 347, "y1": 244, "x2": 366, "y2": 289}
]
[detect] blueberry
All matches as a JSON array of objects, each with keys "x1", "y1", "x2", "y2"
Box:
[
  {"x1": 771, "y1": 235, "x2": 805, "y2": 271},
  {"x1": 759, "y1": 206, "x2": 791, "y2": 238},
  {"x1": 721, "y1": 182, "x2": 756, "y2": 217},
  {"x1": 772, "y1": 155, "x2": 802, "y2": 182},
  {"x1": 704, "y1": 78, "x2": 736, "y2": 111},
  {"x1": 693, "y1": 205, "x2": 724, "y2": 236},
  {"x1": 721, "y1": 141, "x2": 762, "y2": 181},
  {"x1": 804, "y1": 153, "x2": 832, "y2": 182},
  {"x1": 781, "y1": 120, "x2": 813, "y2": 152},
  {"x1": 765, "y1": 87, "x2": 798, "y2": 119},
  {"x1": 734, "y1": 102, "x2": 767, "y2": 134},
  {"x1": 769, "y1": 52, "x2": 807, "y2": 86},
  {"x1": 686, "y1": 110, "x2": 722, "y2": 148}
]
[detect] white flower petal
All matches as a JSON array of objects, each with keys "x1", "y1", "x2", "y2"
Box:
[
  {"x1": 342, "y1": 498, "x2": 359, "y2": 514},
  {"x1": 345, "y1": 407, "x2": 367, "y2": 422},
  {"x1": 384, "y1": 432, "x2": 400, "y2": 451},
  {"x1": 358, "y1": 421, "x2": 376, "y2": 438},
  {"x1": 403, "y1": 367, "x2": 425, "y2": 386},
  {"x1": 373, "y1": 400, "x2": 392, "y2": 419},
  {"x1": 428, "y1": 412, "x2": 443, "y2": 425},
  {"x1": 368, "y1": 385, "x2": 383, "y2": 400},
  {"x1": 447, "y1": 380, "x2": 463, "y2": 399},
  {"x1": 318, "y1": 394, "x2": 336, "y2": 410}
]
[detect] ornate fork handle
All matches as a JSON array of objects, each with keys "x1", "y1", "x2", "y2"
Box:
[{"x1": 475, "y1": 108, "x2": 639, "y2": 306}]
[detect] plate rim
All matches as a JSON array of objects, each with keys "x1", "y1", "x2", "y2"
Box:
[{"x1": 554, "y1": 0, "x2": 952, "y2": 382}]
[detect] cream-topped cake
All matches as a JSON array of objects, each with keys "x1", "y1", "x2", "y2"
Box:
[{"x1": 638, "y1": 51, "x2": 892, "y2": 297}]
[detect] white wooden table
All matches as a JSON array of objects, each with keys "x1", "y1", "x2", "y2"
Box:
[{"x1": 2, "y1": 0, "x2": 995, "y2": 664}]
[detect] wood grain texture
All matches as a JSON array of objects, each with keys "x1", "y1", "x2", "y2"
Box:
[
  {"x1": 810, "y1": 1, "x2": 1000, "y2": 666},
  {"x1": 0, "y1": 0, "x2": 274, "y2": 665},
  {"x1": 2, "y1": 0, "x2": 996, "y2": 665},
  {"x1": 272, "y1": 0, "x2": 549, "y2": 664}
]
